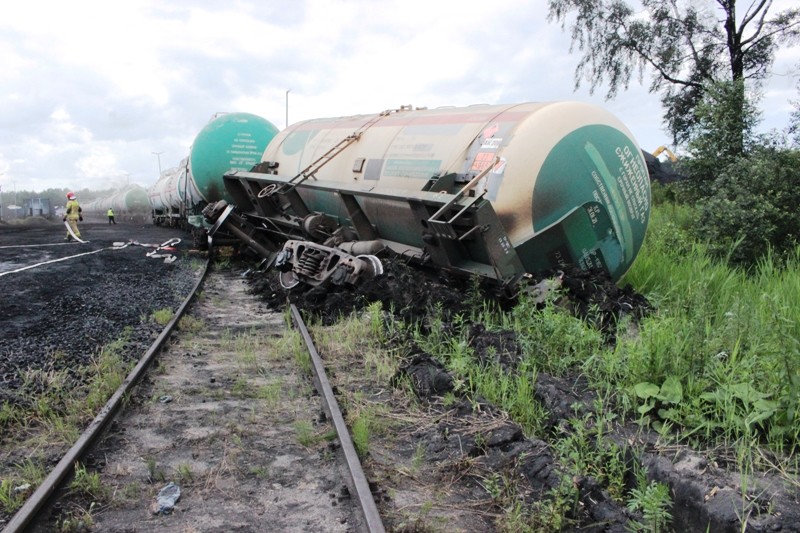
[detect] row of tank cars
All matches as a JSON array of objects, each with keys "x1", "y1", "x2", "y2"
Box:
[
  {"x1": 117, "y1": 102, "x2": 654, "y2": 290},
  {"x1": 82, "y1": 112, "x2": 278, "y2": 245},
  {"x1": 81, "y1": 185, "x2": 150, "y2": 221}
]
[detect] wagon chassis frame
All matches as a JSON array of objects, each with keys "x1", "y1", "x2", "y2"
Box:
[{"x1": 211, "y1": 168, "x2": 527, "y2": 288}]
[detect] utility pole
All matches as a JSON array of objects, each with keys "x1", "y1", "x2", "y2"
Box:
[
  {"x1": 286, "y1": 89, "x2": 291, "y2": 129},
  {"x1": 152, "y1": 151, "x2": 163, "y2": 176}
]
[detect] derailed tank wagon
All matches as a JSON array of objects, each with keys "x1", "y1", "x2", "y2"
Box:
[
  {"x1": 205, "y1": 102, "x2": 651, "y2": 291},
  {"x1": 149, "y1": 112, "x2": 280, "y2": 230}
]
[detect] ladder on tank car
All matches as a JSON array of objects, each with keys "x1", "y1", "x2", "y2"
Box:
[
  {"x1": 425, "y1": 157, "x2": 498, "y2": 241},
  {"x1": 258, "y1": 108, "x2": 395, "y2": 201}
]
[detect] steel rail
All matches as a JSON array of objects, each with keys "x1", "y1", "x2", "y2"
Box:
[
  {"x1": 3, "y1": 258, "x2": 211, "y2": 533},
  {"x1": 289, "y1": 304, "x2": 386, "y2": 533}
]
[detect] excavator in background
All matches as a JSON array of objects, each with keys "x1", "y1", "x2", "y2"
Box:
[
  {"x1": 643, "y1": 146, "x2": 685, "y2": 183},
  {"x1": 652, "y1": 145, "x2": 678, "y2": 163}
]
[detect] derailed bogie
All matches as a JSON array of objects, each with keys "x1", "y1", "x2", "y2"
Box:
[{"x1": 274, "y1": 241, "x2": 383, "y2": 288}]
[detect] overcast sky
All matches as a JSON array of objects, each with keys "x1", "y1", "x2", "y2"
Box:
[{"x1": 1, "y1": 0, "x2": 798, "y2": 193}]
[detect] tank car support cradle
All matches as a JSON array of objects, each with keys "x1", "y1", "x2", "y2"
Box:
[
  {"x1": 408, "y1": 196, "x2": 525, "y2": 286},
  {"x1": 412, "y1": 160, "x2": 527, "y2": 285}
]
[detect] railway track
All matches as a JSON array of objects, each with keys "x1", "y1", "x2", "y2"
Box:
[
  {"x1": 0, "y1": 223, "x2": 500, "y2": 533},
  {"x1": 0, "y1": 223, "x2": 384, "y2": 532},
  {"x1": 3, "y1": 250, "x2": 209, "y2": 533},
  {"x1": 4, "y1": 265, "x2": 382, "y2": 532}
]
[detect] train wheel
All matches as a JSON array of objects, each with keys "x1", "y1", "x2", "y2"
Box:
[{"x1": 279, "y1": 270, "x2": 300, "y2": 289}]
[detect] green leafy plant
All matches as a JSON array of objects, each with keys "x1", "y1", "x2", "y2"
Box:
[
  {"x1": 699, "y1": 382, "x2": 779, "y2": 438},
  {"x1": 479, "y1": 471, "x2": 503, "y2": 501},
  {"x1": 635, "y1": 376, "x2": 684, "y2": 430},
  {"x1": 694, "y1": 145, "x2": 800, "y2": 266},
  {"x1": 627, "y1": 479, "x2": 673, "y2": 533}
]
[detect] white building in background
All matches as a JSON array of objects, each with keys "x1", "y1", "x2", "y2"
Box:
[{"x1": 22, "y1": 198, "x2": 53, "y2": 218}]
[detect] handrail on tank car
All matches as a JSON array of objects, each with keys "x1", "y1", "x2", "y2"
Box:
[
  {"x1": 258, "y1": 108, "x2": 397, "y2": 201},
  {"x1": 427, "y1": 156, "x2": 498, "y2": 227}
]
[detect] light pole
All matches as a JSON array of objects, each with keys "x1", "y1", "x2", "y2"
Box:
[
  {"x1": 152, "y1": 151, "x2": 163, "y2": 176},
  {"x1": 285, "y1": 89, "x2": 291, "y2": 128},
  {"x1": 0, "y1": 172, "x2": 4, "y2": 222}
]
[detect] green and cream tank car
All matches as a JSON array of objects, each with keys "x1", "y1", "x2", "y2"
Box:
[{"x1": 209, "y1": 102, "x2": 651, "y2": 288}]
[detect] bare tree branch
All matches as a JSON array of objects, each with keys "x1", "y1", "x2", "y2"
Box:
[{"x1": 547, "y1": 0, "x2": 799, "y2": 144}]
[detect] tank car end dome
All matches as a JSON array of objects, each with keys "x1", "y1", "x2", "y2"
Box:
[{"x1": 189, "y1": 112, "x2": 280, "y2": 203}]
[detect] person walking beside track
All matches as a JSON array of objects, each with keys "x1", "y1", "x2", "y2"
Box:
[
  {"x1": 63, "y1": 192, "x2": 83, "y2": 241},
  {"x1": 107, "y1": 207, "x2": 116, "y2": 224}
]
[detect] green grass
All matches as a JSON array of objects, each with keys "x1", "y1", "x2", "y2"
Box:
[
  {"x1": 178, "y1": 315, "x2": 204, "y2": 333},
  {"x1": 69, "y1": 462, "x2": 107, "y2": 501},
  {"x1": 390, "y1": 202, "x2": 799, "y2": 528},
  {"x1": 350, "y1": 407, "x2": 374, "y2": 458},
  {"x1": 262, "y1": 203, "x2": 798, "y2": 529},
  {"x1": 600, "y1": 205, "x2": 800, "y2": 457},
  {"x1": 310, "y1": 302, "x2": 396, "y2": 382},
  {"x1": 446, "y1": 202, "x2": 800, "y2": 460},
  {"x1": 293, "y1": 420, "x2": 323, "y2": 447},
  {"x1": 150, "y1": 308, "x2": 173, "y2": 325},
  {"x1": 0, "y1": 329, "x2": 146, "y2": 523},
  {"x1": 0, "y1": 460, "x2": 44, "y2": 515},
  {"x1": 0, "y1": 478, "x2": 25, "y2": 514}
]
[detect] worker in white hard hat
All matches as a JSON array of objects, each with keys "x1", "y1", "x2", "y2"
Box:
[
  {"x1": 63, "y1": 192, "x2": 83, "y2": 241},
  {"x1": 107, "y1": 207, "x2": 116, "y2": 225}
]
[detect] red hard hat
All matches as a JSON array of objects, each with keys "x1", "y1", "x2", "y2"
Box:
[{"x1": 66, "y1": 192, "x2": 75, "y2": 200}]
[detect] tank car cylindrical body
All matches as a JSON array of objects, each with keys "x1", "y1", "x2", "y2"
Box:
[
  {"x1": 82, "y1": 185, "x2": 150, "y2": 217},
  {"x1": 81, "y1": 197, "x2": 102, "y2": 215},
  {"x1": 149, "y1": 112, "x2": 279, "y2": 226},
  {"x1": 250, "y1": 102, "x2": 649, "y2": 282},
  {"x1": 111, "y1": 185, "x2": 150, "y2": 212},
  {"x1": 149, "y1": 160, "x2": 191, "y2": 224}
]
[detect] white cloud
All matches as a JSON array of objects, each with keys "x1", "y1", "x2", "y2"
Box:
[
  {"x1": 0, "y1": 0, "x2": 796, "y2": 193},
  {"x1": 76, "y1": 146, "x2": 118, "y2": 178}
]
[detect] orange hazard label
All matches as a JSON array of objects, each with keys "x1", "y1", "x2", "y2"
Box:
[{"x1": 471, "y1": 151, "x2": 495, "y2": 171}]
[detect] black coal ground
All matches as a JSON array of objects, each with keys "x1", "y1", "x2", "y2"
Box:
[
  {"x1": 0, "y1": 219, "x2": 200, "y2": 407},
  {"x1": 248, "y1": 251, "x2": 800, "y2": 532}
]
